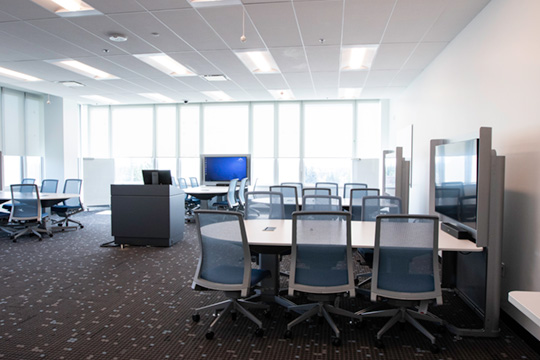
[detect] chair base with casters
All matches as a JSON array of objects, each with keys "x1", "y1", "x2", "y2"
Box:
[
  {"x1": 1, "y1": 217, "x2": 53, "y2": 242},
  {"x1": 51, "y1": 206, "x2": 84, "y2": 230},
  {"x1": 283, "y1": 293, "x2": 363, "y2": 346},
  {"x1": 360, "y1": 299, "x2": 444, "y2": 352}
]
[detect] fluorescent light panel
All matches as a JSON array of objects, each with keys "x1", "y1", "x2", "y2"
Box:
[
  {"x1": 139, "y1": 93, "x2": 175, "y2": 103},
  {"x1": 188, "y1": 0, "x2": 241, "y2": 8},
  {"x1": 0, "y1": 66, "x2": 42, "y2": 82},
  {"x1": 339, "y1": 88, "x2": 362, "y2": 99},
  {"x1": 202, "y1": 91, "x2": 233, "y2": 102},
  {"x1": 235, "y1": 50, "x2": 280, "y2": 74},
  {"x1": 82, "y1": 95, "x2": 121, "y2": 104},
  {"x1": 340, "y1": 45, "x2": 378, "y2": 71},
  {"x1": 49, "y1": 60, "x2": 117, "y2": 80},
  {"x1": 202, "y1": 74, "x2": 228, "y2": 82},
  {"x1": 269, "y1": 89, "x2": 294, "y2": 100},
  {"x1": 31, "y1": 0, "x2": 102, "y2": 17},
  {"x1": 135, "y1": 54, "x2": 196, "y2": 77}
]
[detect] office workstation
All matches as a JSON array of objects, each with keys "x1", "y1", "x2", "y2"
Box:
[{"x1": 0, "y1": 0, "x2": 540, "y2": 358}]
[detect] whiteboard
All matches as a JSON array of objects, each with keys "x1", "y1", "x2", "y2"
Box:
[{"x1": 83, "y1": 158, "x2": 114, "y2": 206}]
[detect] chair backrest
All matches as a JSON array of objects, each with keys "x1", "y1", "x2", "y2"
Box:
[
  {"x1": 302, "y1": 187, "x2": 331, "y2": 196},
  {"x1": 289, "y1": 211, "x2": 355, "y2": 297},
  {"x1": 371, "y1": 215, "x2": 442, "y2": 305},
  {"x1": 361, "y1": 196, "x2": 402, "y2": 221},
  {"x1": 10, "y1": 184, "x2": 41, "y2": 221},
  {"x1": 349, "y1": 188, "x2": 380, "y2": 220},
  {"x1": 281, "y1": 182, "x2": 303, "y2": 196},
  {"x1": 245, "y1": 191, "x2": 285, "y2": 220},
  {"x1": 41, "y1": 179, "x2": 59, "y2": 193},
  {"x1": 62, "y1": 179, "x2": 83, "y2": 207},
  {"x1": 315, "y1": 182, "x2": 339, "y2": 196},
  {"x1": 226, "y1": 178, "x2": 239, "y2": 209},
  {"x1": 441, "y1": 181, "x2": 464, "y2": 196},
  {"x1": 190, "y1": 177, "x2": 199, "y2": 187},
  {"x1": 343, "y1": 183, "x2": 368, "y2": 198},
  {"x1": 21, "y1": 178, "x2": 36, "y2": 192},
  {"x1": 270, "y1": 185, "x2": 299, "y2": 218},
  {"x1": 302, "y1": 194, "x2": 342, "y2": 212},
  {"x1": 238, "y1": 177, "x2": 248, "y2": 207},
  {"x1": 171, "y1": 176, "x2": 179, "y2": 187},
  {"x1": 193, "y1": 210, "x2": 252, "y2": 297},
  {"x1": 179, "y1": 177, "x2": 188, "y2": 189}
]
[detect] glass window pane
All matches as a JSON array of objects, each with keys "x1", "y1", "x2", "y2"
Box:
[
  {"x1": 252, "y1": 158, "x2": 274, "y2": 187},
  {"x1": 278, "y1": 158, "x2": 300, "y2": 184},
  {"x1": 253, "y1": 104, "x2": 274, "y2": 157},
  {"x1": 303, "y1": 158, "x2": 351, "y2": 185},
  {"x1": 203, "y1": 104, "x2": 248, "y2": 154},
  {"x1": 114, "y1": 158, "x2": 153, "y2": 184},
  {"x1": 179, "y1": 157, "x2": 200, "y2": 181},
  {"x1": 88, "y1": 107, "x2": 110, "y2": 158},
  {"x1": 180, "y1": 105, "x2": 200, "y2": 158},
  {"x1": 26, "y1": 156, "x2": 42, "y2": 184},
  {"x1": 157, "y1": 158, "x2": 177, "y2": 178},
  {"x1": 357, "y1": 101, "x2": 381, "y2": 158},
  {"x1": 3, "y1": 89, "x2": 25, "y2": 155},
  {"x1": 156, "y1": 105, "x2": 176, "y2": 157},
  {"x1": 3, "y1": 156, "x2": 22, "y2": 187},
  {"x1": 278, "y1": 103, "x2": 300, "y2": 157},
  {"x1": 111, "y1": 106, "x2": 153, "y2": 158},
  {"x1": 25, "y1": 94, "x2": 44, "y2": 156},
  {"x1": 304, "y1": 103, "x2": 353, "y2": 158}
]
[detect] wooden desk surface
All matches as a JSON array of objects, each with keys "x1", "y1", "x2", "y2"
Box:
[
  {"x1": 242, "y1": 219, "x2": 481, "y2": 252},
  {"x1": 509, "y1": 291, "x2": 540, "y2": 327}
]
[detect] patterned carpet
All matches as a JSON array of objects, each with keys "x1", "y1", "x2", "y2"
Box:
[{"x1": 0, "y1": 210, "x2": 538, "y2": 360}]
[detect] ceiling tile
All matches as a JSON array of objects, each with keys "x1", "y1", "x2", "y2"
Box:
[
  {"x1": 364, "y1": 70, "x2": 399, "y2": 87},
  {"x1": 294, "y1": 0, "x2": 343, "y2": 46},
  {"x1": 338, "y1": 71, "x2": 369, "y2": 88},
  {"x1": 85, "y1": 0, "x2": 146, "y2": 14},
  {"x1": 245, "y1": 2, "x2": 302, "y2": 48},
  {"x1": 402, "y1": 41, "x2": 447, "y2": 70},
  {"x1": 371, "y1": 42, "x2": 416, "y2": 70},
  {"x1": 305, "y1": 46, "x2": 340, "y2": 72},
  {"x1": 271, "y1": 47, "x2": 309, "y2": 73},
  {"x1": 342, "y1": 0, "x2": 395, "y2": 45}
]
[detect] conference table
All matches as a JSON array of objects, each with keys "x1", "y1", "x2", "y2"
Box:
[{"x1": 183, "y1": 186, "x2": 229, "y2": 209}]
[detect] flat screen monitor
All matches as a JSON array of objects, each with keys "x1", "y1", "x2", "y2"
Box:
[
  {"x1": 434, "y1": 139, "x2": 478, "y2": 229},
  {"x1": 201, "y1": 155, "x2": 250, "y2": 185},
  {"x1": 142, "y1": 170, "x2": 173, "y2": 185}
]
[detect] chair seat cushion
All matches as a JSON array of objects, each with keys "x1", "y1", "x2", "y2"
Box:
[
  {"x1": 202, "y1": 265, "x2": 270, "y2": 287},
  {"x1": 295, "y1": 268, "x2": 348, "y2": 287},
  {"x1": 51, "y1": 205, "x2": 80, "y2": 213},
  {"x1": 377, "y1": 273, "x2": 435, "y2": 293}
]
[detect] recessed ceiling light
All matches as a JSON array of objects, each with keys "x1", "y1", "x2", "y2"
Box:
[
  {"x1": 134, "y1": 54, "x2": 196, "y2": 77},
  {"x1": 188, "y1": 0, "x2": 241, "y2": 8},
  {"x1": 340, "y1": 45, "x2": 378, "y2": 71},
  {"x1": 109, "y1": 33, "x2": 128, "y2": 42},
  {"x1": 269, "y1": 89, "x2": 294, "y2": 100},
  {"x1": 82, "y1": 95, "x2": 121, "y2": 104},
  {"x1": 339, "y1": 88, "x2": 362, "y2": 99},
  {"x1": 49, "y1": 59, "x2": 118, "y2": 80},
  {"x1": 139, "y1": 93, "x2": 175, "y2": 103},
  {"x1": 31, "y1": 0, "x2": 102, "y2": 17},
  {"x1": 202, "y1": 91, "x2": 234, "y2": 102},
  {"x1": 235, "y1": 50, "x2": 280, "y2": 74},
  {"x1": 0, "y1": 66, "x2": 42, "y2": 82},
  {"x1": 57, "y1": 80, "x2": 85, "y2": 87},
  {"x1": 202, "y1": 74, "x2": 228, "y2": 82}
]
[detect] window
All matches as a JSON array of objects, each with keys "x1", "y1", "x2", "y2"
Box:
[
  {"x1": 203, "y1": 104, "x2": 248, "y2": 154},
  {"x1": 111, "y1": 106, "x2": 153, "y2": 158},
  {"x1": 356, "y1": 101, "x2": 381, "y2": 158},
  {"x1": 87, "y1": 106, "x2": 109, "y2": 158},
  {"x1": 156, "y1": 105, "x2": 176, "y2": 157}
]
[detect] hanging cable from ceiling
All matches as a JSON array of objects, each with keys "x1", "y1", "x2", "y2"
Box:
[{"x1": 240, "y1": 8, "x2": 246, "y2": 43}]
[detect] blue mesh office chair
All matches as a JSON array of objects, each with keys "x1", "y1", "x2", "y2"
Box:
[
  {"x1": 349, "y1": 188, "x2": 380, "y2": 220},
  {"x1": 343, "y1": 182, "x2": 368, "y2": 198},
  {"x1": 51, "y1": 179, "x2": 84, "y2": 230},
  {"x1": 191, "y1": 210, "x2": 270, "y2": 339},
  {"x1": 244, "y1": 191, "x2": 284, "y2": 220},
  {"x1": 269, "y1": 185, "x2": 299, "y2": 219},
  {"x1": 302, "y1": 187, "x2": 331, "y2": 197},
  {"x1": 315, "y1": 182, "x2": 339, "y2": 196},
  {"x1": 284, "y1": 211, "x2": 362, "y2": 346},
  {"x1": 281, "y1": 182, "x2": 303, "y2": 197},
  {"x1": 189, "y1": 177, "x2": 199, "y2": 187},
  {"x1": 213, "y1": 178, "x2": 239, "y2": 210},
  {"x1": 41, "y1": 179, "x2": 59, "y2": 193},
  {"x1": 237, "y1": 177, "x2": 248, "y2": 210},
  {"x1": 302, "y1": 194, "x2": 342, "y2": 212},
  {"x1": 360, "y1": 215, "x2": 443, "y2": 353}
]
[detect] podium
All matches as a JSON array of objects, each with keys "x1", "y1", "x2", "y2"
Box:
[{"x1": 111, "y1": 185, "x2": 184, "y2": 247}]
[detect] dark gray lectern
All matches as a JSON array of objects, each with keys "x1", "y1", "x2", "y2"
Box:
[{"x1": 111, "y1": 185, "x2": 184, "y2": 247}]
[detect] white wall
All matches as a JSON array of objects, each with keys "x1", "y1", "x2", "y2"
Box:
[{"x1": 390, "y1": 0, "x2": 540, "y2": 339}]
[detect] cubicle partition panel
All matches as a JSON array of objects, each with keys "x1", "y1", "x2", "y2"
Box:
[{"x1": 429, "y1": 127, "x2": 505, "y2": 338}]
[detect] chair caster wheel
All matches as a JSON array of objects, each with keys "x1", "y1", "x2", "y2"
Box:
[
  {"x1": 205, "y1": 331, "x2": 214, "y2": 340},
  {"x1": 283, "y1": 330, "x2": 292, "y2": 339},
  {"x1": 375, "y1": 338, "x2": 384, "y2": 349},
  {"x1": 430, "y1": 343, "x2": 440, "y2": 353},
  {"x1": 80, "y1": 225, "x2": 84, "y2": 229},
  {"x1": 192, "y1": 314, "x2": 200, "y2": 322},
  {"x1": 255, "y1": 328, "x2": 264, "y2": 337},
  {"x1": 331, "y1": 337, "x2": 342, "y2": 346}
]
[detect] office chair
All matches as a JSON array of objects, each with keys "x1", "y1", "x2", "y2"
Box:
[
  {"x1": 213, "y1": 178, "x2": 239, "y2": 210},
  {"x1": 245, "y1": 191, "x2": 284, "y2": 220},
  {"x1": 51, "y1": 179, "x2": 84, "y2": 230},
  {"x1": 269, "y1": 185, "x2": 299, "y2": 219},
  {"x1": 356, "y1": 196, "x2": 403, "y2": 289},
  {"x1": 41, "y1": 179, "x2": 59, "y2": 193},
  {"x1": 237, "y1": 177, "x2": 248, "y2": 210},
  {"x1": 3, "y1": 178, "x2": 42, "y2": 212},
  {"x1": 3, "y1": 184, "x2": 52, "y2": 241},
  {"x1": 191, "y1": 210, "x2": 270, "y2": 339},
  {"x1": 302, "y1": 187, "x2": 331, "y2": 197},
  {"x1": 302, "y1": 194, "x2": 342, "y2": 212},
  {"x1": 189, "y1": 177, "x2": 199, "y2": 188},
  {"x1": 349, "y1": 188, "x2": 380, "y2": 220},
  {"x1": 343, "y1": 183, "x2": 368, "y2": 198},
  {"x1": 179, "y1": 177, "x2": 188, "y2": 188},
  {"x1": 315, "y1": 182, "x2": 339, "y2": 196},
  {"x1": 359, "y1": 215, "x2": 443, "y2": 353},
  {"x1": 281, "y1": 182, "x2": 303, "y2": 197},
  {"x1": 171, "y1": 176, "x2": 179, "y2": 187},
  {"x1": 179, "y1": 177, "x2": 198, "y2": 221},
  {"x1": 284, "y1": 211, "x2": 362, "y2": 346}
]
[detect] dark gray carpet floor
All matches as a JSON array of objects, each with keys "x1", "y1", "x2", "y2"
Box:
[{"x1": 0, "y1": 210, "x2": 538, "y2": 360}]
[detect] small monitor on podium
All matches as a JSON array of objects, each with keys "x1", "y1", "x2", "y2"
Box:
[{"x1": 142, "y1": 170, "x2": 173, "y2": 185}]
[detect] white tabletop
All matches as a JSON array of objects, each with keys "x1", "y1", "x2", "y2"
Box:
[
  {"x1": 508, "y1": 291, "x2": 540, "y2": 327},
  {"x1": 183, "y1": 186, "x2": 229, "y2": 196},
  {"x1": 238, "y1": 219, "x2": 481, "y2": 252},
  {"x1": 0, "y1": 191, "x2": 80, "y2": 202}
]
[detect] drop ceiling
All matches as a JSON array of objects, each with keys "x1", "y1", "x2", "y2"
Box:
[{"x1": 0, "y1": 0, "x2": 491, "y2": 105}]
